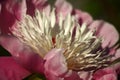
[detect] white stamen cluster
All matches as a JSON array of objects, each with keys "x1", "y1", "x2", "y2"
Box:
[{"x1": 12, "y1": 9, "x2": 111, "y2": 71}]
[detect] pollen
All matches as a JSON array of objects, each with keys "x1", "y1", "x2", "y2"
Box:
[{"x1": 11, "y1": 9, "x2": 111, "y2": 71}]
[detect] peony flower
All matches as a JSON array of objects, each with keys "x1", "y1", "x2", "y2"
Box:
[{"x1": 0, "y1": 0, "x2": 120, "y2": 80}]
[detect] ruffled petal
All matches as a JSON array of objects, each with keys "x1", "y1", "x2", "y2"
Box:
[
  {"x1": 0, "y1": 0, "x2": 26, "y2": 34},
  {"x1": 72, "y1": 9, "x2": 93, "y2": 25},
  {"x1": 55, "y1": 0, "x2": 72, "y2": 17},
  {"x1": 44, "y1": 49, "x2": 68, "y2": 79},
  {"x1": 0, "y1": 57, "x2": 30, "y2": 80},
  {"x1": 26, "y1": 0, "x2": 50, "y2": 16},
  {"x1": 89, "y1": 20, "x2": 119, "y2": 48},
  {"x1": 0, "y1": 35, "x2": 44, "y2": 74},
  {"x1": 93, "y1": 67, "x2": 117, "y2": 80}
]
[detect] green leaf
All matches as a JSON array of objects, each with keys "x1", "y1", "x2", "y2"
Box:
[
  {"x1": 23, "y1": 73, "x2": 46, "y2": 80},
  {"x1": 0, "y1": 45, "x2": 11, "y2": 56}
]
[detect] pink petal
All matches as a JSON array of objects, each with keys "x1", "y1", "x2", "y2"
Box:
[
  {"x1": 112, "y1": 48, "x2": 120, "y2": 74},
  {"x1": 5, "y1": 0, "x2": 27, "y2": 20},
  {"x1": 0, "y1": 57, "x2": 30, "y2": 80},
  {"x1": 93, "y1": 67, "x2": 117, "y2": 80},
  {"x1": 72, "y1": 9, "x2": 93, "y2": 25},
  {"x1": 89, "y1": 20, "x2": 119, "y2": 48},
  {"x1": 113, "y1": 48, "x2": 120, "y2": 59},
  {"x1": 55, "y1": 0, "x2": 72, "y2": 17},
  {"x1": 65, "y1": 71, "x2": 82, "y2": 80},
  {"x1": 44, "y1": 49, "x2": 68, "y2": 79},
  {"x1": 0, "y1": 0, "x2": 26, "y2": 34},
  {"x1": 26, "y1": 0, "x2": 50, "y2": 16},
  {"x1": 78, "y1": 71, "x2": 92, "y2": 80},
  {"x1": 0, "y1": 35, "x2": 44, "y2": 74},
  {"x1": 96, "y1": 74, "x2": 117, "y2": 80},
  {"x1": 0, "y1": 4, "x2": 1, "y2": 12}
]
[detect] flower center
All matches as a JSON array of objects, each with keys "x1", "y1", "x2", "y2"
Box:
[{"x1": 11, "y1": 9, "x2": 111, "y2": 71}]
